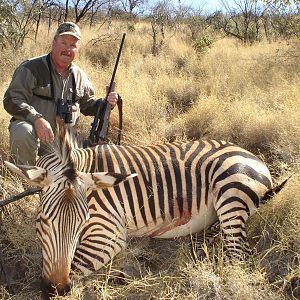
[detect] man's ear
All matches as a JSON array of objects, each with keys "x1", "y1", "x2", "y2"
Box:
[
  {"x1": 4, "y1": 161, "x2": 53, "y2": 187},
  {"x1": 79, "y1": 171, "x2": 138, "y2": 190}
]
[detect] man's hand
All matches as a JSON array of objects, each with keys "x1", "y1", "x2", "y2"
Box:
[
  {"x1": 34, "y1": 117, "x2": 54, "y2": 144},
  {"x1": 107, "y1": 92, "x2": 118, "y2": 108}
]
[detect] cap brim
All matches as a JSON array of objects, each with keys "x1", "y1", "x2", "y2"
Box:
[{"x1": 59, "y1": 32, "x2": 81, "y2": 40}]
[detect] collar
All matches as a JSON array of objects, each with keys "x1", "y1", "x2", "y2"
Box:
[{"x1": 48, "y1": 52, "x2": 73, "y2": 77}]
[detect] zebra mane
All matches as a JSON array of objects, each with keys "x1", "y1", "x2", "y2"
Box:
[{"x1": 52, "y1": 122, "x2": 78, "y2": 166}]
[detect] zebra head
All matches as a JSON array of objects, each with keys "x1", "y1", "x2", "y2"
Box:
[{"x1": 4, "y1": 125, "x2": 137, "y2": 299}]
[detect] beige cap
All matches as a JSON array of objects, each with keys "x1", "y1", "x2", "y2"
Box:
[{"x1": 55, "y1": 22, "x2": 81, "y2": 40}]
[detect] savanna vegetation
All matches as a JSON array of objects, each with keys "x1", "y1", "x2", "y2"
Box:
[{"x1": 0, "y1": 0, "x2": 300, "y2": 299}]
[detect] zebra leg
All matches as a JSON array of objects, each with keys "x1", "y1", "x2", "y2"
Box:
[
  {"x1": 71, "y1": 214, "x2": 127, "y2": 276},
  {"x1": 217, "y1": 210, "x2": 251, "y2": 260},
  {"x1": 190, "y1": 221, "x2": 220, "y2": 261},
  {"x1": 212, "y1": 189, "x2": 253, "y2": 260}
]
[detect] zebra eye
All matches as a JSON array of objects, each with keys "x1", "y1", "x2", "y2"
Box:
[{"x1": 38, "y1": 214, "x2": 52, "y2": 229}]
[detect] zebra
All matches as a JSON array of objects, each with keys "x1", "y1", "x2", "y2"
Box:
[{"x1": 4, "y1": 124, "x2": 287, "y2": 299}]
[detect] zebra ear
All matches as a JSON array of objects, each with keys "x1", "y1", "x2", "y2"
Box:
[
  {"x1": 79, "y1": 171, "x2": 138, "y2": 190},
  {"x1": 4, "y1": 161, "x2": 53, "y2": 187}
]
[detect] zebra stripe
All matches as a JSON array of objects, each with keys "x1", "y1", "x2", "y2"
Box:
[
  {"x1": 80, "y1": 141, "x2": 271, "y2": 219},
  {"x1": 6, "y1": 126, "x2": 282, "y2": 298},
  {"x1": 69, "y1": 140, "x2": 274, "y2": 264}
]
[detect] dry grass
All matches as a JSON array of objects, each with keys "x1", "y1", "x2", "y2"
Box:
[{"x1": 0, "y1": 20, "x2": 300, "y2": 299}]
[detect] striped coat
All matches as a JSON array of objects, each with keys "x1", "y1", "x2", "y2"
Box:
[{"x1": 5, "y1": 126, "x2": 285, "y2": 298}]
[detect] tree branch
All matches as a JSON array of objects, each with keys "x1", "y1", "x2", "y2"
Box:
[{"x1": 0, "y1": 188, "x2": 42, "y2": 208}]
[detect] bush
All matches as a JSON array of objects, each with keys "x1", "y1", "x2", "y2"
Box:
[{"x1": 193, "y1": 35, "x2": 213, "y2": 54}]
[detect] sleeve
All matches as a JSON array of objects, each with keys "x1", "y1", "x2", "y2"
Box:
[{"x1": 3, "y1": 65, "x2": 43, "y2": 124}]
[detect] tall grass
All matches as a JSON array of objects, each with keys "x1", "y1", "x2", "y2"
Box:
[{"x1": 0, "y1": 21, "x2": 299, "y2": 299}]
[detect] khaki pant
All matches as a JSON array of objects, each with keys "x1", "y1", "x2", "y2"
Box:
[{"x1": 9, "y1": 120, "x2": 50, "y2": 165}]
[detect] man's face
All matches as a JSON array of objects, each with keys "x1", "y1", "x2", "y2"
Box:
[{"x1": 52, "y1": 35, "x2": 80, "y2": 69}]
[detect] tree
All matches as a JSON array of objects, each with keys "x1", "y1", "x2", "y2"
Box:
[
  {"x1": 182, "y1": 7, "x2": 212, "y2": 41},
  {"x1": 66, "y1": 0, "x2": 113, "y2": 23},
  {"x1": 217, "y1": 0, "x2": 268, "y2": 43},
  {"x1": 34, "y1": 0, "x2": 58, "y2": 40},
  {"x1": 118, "y1": 0, "x2": 147, "y2": 19},
  {"x1": 262, "y1": 0, "x2": 300, "y2": 7},
  {"x1": 148, "y1": 0, "x2": 175, "y2": 55},
  {"x1": 262, "y1": 0, "x2": 300, "y2": 39},
  {"x1": 0, "y1": 0, "x2": 54, "y2": 49}
]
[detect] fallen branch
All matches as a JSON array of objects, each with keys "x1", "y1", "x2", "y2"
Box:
[{"x1": 0, "y1": 188, "x2": 42, "y2": 208}]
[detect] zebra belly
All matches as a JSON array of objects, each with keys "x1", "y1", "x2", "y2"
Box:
[
  {"x1": 128, "y1": 208, "x2": 218, "y2": 239},
  {"x1": 154, "y1": 210, "x2": 218, "y2": 238}
]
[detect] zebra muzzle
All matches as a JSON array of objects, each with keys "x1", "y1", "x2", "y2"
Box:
[{"x1": 40, "y1": 277, "x2": 72, "y2": 299}]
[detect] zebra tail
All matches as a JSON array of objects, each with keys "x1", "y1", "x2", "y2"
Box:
[{"x1": 261, "y1": 175, "x2": 291, "y2": 204}]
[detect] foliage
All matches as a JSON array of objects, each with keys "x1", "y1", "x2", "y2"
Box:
[
  {"x1": 2, "y1": 0, "x2": 300, "y2": 47},
  {"x1": 0, "y1": 0, "x2": 53, "y2": 50},
  {"x1": 262, "y1": 0, "x2": 300, "y2": 6},
  {"x1": 192, "y1": 35, "x2": 213, "y2": 54},
  {"x1": 148, "y1": 0, "x2": 176, "y2": 55},
  {"x1": 127, "y1": 22, "x2": 135, "y2": 32},
  {"x1": 184, "y1": 13, "x2": 209, "y2": 41},
  {"x1": 118, "y1": 0, "x2": 147, "y2": 18},
  {"x1": 266, "y1": 4, "x2": 300, "y2": 38}
]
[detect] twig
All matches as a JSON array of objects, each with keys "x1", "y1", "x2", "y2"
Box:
[{"x1": 0, "y1": 188, "x2": 42, "y2": 208}]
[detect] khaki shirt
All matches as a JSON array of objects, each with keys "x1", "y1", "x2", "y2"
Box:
[{"x1": 3, "y1": 54, "x2": 103, "y2": 129}]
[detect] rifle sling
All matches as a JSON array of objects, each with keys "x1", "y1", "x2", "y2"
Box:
[{"x1": 116, "y1": 95, "x2": 123, "y2": 145}]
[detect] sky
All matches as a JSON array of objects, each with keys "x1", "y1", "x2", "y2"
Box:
[
  {"x1": 147, "y1": 0, "x2": 239, "y2": 15},
  {"x1": 176, "y1": 0, "x2": 234, "y2": 12}
]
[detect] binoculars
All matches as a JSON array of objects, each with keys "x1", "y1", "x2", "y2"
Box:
[{"x1": 57, "y1": 98, "x2": 73, "y2": 124}]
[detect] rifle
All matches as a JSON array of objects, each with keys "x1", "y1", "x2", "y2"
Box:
[{"x1": 87, "y1": 33, "x2": 126, "y2": 146}]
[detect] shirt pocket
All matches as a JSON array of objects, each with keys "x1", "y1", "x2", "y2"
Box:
[{"x1": 32, "y1": 84, "x2": 52, "y2": 100}]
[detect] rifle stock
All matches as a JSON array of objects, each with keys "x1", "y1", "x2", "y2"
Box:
[
  {"x1": 96, "y1": 102, "x2": 112, "y2": 142},
  {"x1": 87, "y1": 100, "x2": 102, "y2": 145},
  {"x1": 87, "y1": 33, "x2": 126, "y2": 146}
]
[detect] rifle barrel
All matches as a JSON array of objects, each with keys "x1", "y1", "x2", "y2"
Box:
[
  {"x1": 107, "y1": 33, "x2": 126, "y2": 97},
  {"x1": 95, "y1": 33, "x2": 126, "y2": 143},
  {"x1": 87, "y1": 33, "x2": 126, "y2": 146}
]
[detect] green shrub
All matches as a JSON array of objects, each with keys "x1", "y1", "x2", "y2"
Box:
[{"x1": 193, "y1": 35, "x2": 213, "y2": 54}]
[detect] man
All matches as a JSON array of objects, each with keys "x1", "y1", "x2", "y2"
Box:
[{"x1": 3, "y1": 21, "x2": 118, "y2": 165}]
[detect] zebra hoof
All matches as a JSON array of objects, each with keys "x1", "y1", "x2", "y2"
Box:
[
  {"x1": 191, "y1": 247, "x2": 207, "y2": 261},
  {"x1": 108, "y1": 265, "x2": 141, "y2": 285}
]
